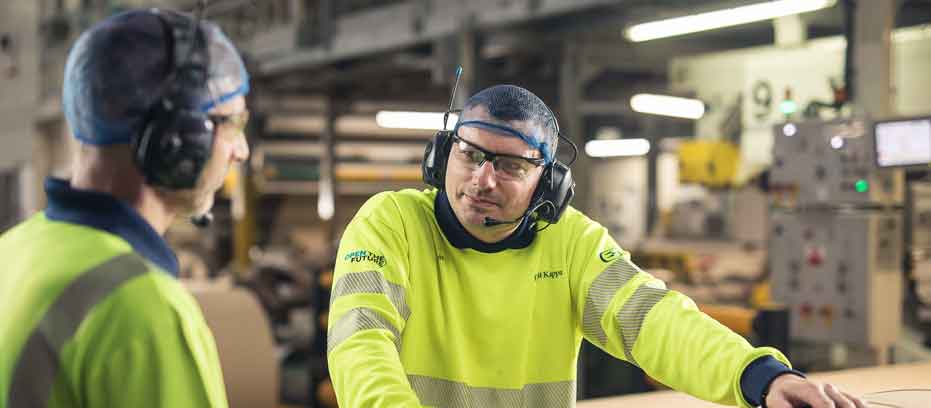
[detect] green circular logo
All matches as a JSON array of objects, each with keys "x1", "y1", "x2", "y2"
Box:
[{"x1": 599, "y1": 248, "x2": 621, "y2": 263}]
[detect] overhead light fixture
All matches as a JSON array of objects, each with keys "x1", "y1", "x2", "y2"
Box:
[
  {"x1": 585, "y1": 139, "x2": 651, "y2": 158},
  {"x1": 830, "y1": 135, "x2": 845, "y2": 150},
  {"x1": 625, "y1": 0, "x2": 837, "y2": 42},
  {"x1": 375, "y1": 111, "x2": 459, "y2": 130},
  {"x1": 630, "y1": 94, "x2": 705, "y2": 119}
]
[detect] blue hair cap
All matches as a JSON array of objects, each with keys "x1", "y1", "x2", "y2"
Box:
[{"x1": 62, "y1": 8, "x2": 250, "y2": 145}]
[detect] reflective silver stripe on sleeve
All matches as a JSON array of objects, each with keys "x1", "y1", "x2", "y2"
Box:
[
  {"x1": 615, "y1": 285, "x2": 669, "y2": 366},
  {"x1": 408, "y1": 375, "x2": 575, "y2": 408},
  {"x1": 331, "y1": 271, "x2": 410, "y2": 321},
  {"x1": 581, "y1": 258, "x2": 640, "y2": 346},
  {"x1": 327, "y1": 307, "x2": 401, "y2": 354},
  {"x1": 8, "y1": 253, "x2": 150, "y2": 407}
]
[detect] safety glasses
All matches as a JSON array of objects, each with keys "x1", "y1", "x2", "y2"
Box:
[
  {"x1": 208, "y1": 109, "x2": 250, "y2": 135},
  {"x1": 451, "y1": 135, "x2": 544, "y2": 181}
]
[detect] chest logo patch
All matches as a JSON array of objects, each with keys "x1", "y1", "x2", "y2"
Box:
[
  {"x1": 599, "y1": 248, "x2": 622, "y2": 263},
  {"x1": 344, "y1": 249, "x2": 387, "y2": 268}
]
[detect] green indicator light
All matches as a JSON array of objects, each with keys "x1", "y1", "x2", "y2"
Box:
[
  {"x1": 780, "y1": 100, "x2": 797, "y2": 115},
  {"x1": 855, "y1": 179, "x2": 869, "y2": 193}
]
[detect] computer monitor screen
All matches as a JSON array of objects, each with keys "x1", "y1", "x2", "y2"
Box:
[{"x1": 875, "y1": 118, "x2": 931, "y2": 168}]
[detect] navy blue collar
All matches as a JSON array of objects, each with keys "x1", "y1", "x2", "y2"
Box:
[
  {"x1": 434, "y1": 191, "x2": 535, "y2": 253},
  {"x1": 44, "y1": 177, "x2": 179, "y2": 276}
]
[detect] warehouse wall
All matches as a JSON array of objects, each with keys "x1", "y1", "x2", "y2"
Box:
[{"x1": 0, "y1": 1, "x2": 39, "y2": 172}]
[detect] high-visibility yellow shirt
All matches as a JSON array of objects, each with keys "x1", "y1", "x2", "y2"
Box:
[
  {"x1": 0, "y1": 178, "x2": 228, "y2": 408},
  {"x1": 328, "y1": 188, "x2": 789, "y2": 407}
]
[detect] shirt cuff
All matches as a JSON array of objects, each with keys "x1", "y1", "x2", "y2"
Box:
[{"x1": 739, "y1": 355, "x2": 805, "y2": 406}]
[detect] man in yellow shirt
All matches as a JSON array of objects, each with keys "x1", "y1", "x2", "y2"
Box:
[
  {"x1": 328, "y1": 84, "x2": 866, "y2": 408},
  {"x1": 1, "y1": 8, "x2": 249, "y2": 407}
]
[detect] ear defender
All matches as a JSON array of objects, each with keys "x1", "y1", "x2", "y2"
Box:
[
  {"x1": 134, "y1": 99, "x2": 214, "y2": 189},
  {"x1": 530, "y1": 105, "x2": 576, "y2": 225},
  {"x1": 132, "y1": 9, "x2": 214, "y2": 190},
  {"x1": 422, "y1": 130, "x2": 454, "y2": 189},
  {"x1": 533, "y1": 161, "x2": 575, "y2": 224}
]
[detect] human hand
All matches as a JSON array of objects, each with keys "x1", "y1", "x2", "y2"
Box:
[{"x1": 764, "y1": 374, "x2": 868, "y2": 408}]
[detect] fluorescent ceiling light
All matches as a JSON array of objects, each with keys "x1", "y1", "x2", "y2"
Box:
[
  {"x1": 585, "y1": 139, "x2": 651, "y2": 158},
  {"x1": 625, "y1": 0, "x2": 837, "y2": 42},
  {"x1": 630, "y1": 94, "x2": 705, "y2": 119},
  {"x1": 375, "y1": 111, "x2": 458, "y2": 130}
]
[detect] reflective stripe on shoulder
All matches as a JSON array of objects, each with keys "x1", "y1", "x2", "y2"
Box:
[
  {"x1": 327, "y1": 307, "x2": 401, "y2": 354},
  {"x1": 581, "y1": 258, "x2": 640, "y2": 346},
  {"x1": 7, "y1": 253, "x2": 150, "y2": 407},
  {"x1": 408, "y1": 375, "x2": 575, "y2": 408},
  {"x1": 615, "y1": 285, "x2": 669, "y2": 366},
  {"x1": 331, "y1": 271, "x2": 410, "y2": 321}
]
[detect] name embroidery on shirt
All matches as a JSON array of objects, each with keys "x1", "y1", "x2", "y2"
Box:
[{"x1": 534, "y1": 270, "x2": 565, "y2": 281}]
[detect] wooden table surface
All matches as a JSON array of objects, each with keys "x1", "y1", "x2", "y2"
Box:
[{"x1": 577, "y1": 362, "x2": 931, "y2": 407}]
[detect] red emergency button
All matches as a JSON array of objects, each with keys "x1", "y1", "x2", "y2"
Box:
[{"x1": 806, "y1": 247, "x2": 825, "y2": 267}]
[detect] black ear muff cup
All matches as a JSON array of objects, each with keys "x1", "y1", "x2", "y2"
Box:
[
  {"x1": 422, "y1": 130, "x2": 453, "y2": 189},
  {"x1": 131, "y1": 9, "x2": 214, "y2": 190}
]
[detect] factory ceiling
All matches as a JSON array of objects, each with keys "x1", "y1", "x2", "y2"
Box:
[{"x1": 181, "y1": 0, "x2": 931, "y2": 106}]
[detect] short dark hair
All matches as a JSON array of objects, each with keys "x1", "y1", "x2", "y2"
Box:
[{"x1": 462, "y1": 85, "x2": 558, "y2": 161}]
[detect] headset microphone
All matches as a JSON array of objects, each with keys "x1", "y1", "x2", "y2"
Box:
[
  {"x1": 190, "y1": 212, "x2": 213, "y2": 228},
  {"x1": 483, "y1": 216, "x2": 521, "y2": 227},
  {"x1": 482, "y1": 201, "x2": 547, "y2": 227}
]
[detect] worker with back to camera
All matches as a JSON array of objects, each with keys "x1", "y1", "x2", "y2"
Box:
[
  {"x1": 0, "y1": 7, "x2": 250, "y2": 408},
  {"x1": 328, "y1": 84, "x2": 868, "y2": 408}
]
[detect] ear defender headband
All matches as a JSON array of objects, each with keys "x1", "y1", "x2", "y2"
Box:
[
  {"x1": 132, "y1": 8, "x2": 214, "y2": 190},
  {"x1": 421, "y1": 70, "x2": 577, "y2": 226}
]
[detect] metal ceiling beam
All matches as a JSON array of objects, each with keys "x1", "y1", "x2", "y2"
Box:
[
  {"x1": 256, "y1": 0, "x2": 625, "y2": 76},
  {"x1": 253, "y1": 96, "x2": 446, "y2": 115}
]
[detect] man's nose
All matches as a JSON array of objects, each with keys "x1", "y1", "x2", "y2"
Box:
[{"x1": 473, "y1": 160, "x2": 497, "y2": 189}]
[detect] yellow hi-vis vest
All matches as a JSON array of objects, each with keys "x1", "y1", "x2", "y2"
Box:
[
  {"x1": 328, "y1": 189, "x2": 789, "y2": 408},
  {"x1": 0, "y1": 213, "x2": 228, "y2": 408}
]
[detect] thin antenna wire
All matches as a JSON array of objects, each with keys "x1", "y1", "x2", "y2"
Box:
[{"x1": 443, "y1": 65, "x2": 463, "y2": 130}]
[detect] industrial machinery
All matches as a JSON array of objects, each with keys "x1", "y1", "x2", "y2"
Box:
[
  {"x1": 670, "y1": 26, "x2": 931, "y2": 184},
  {"x1": 770, "y1": 209, "x2": 902, "y2": 346},
  {"x1": 769, "y1": 117, "x2": 905, "y2": 362},
  {"x1": 770, "y1": 118, "x2": 903, "y2": 207},
  {"x1": 677, "y1": 140, "x2": 741, "y2": 187}
]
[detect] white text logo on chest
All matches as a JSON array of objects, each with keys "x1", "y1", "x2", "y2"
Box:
[{"x1": 534, "y1": 270, "x2": 565, "y2": 281}]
